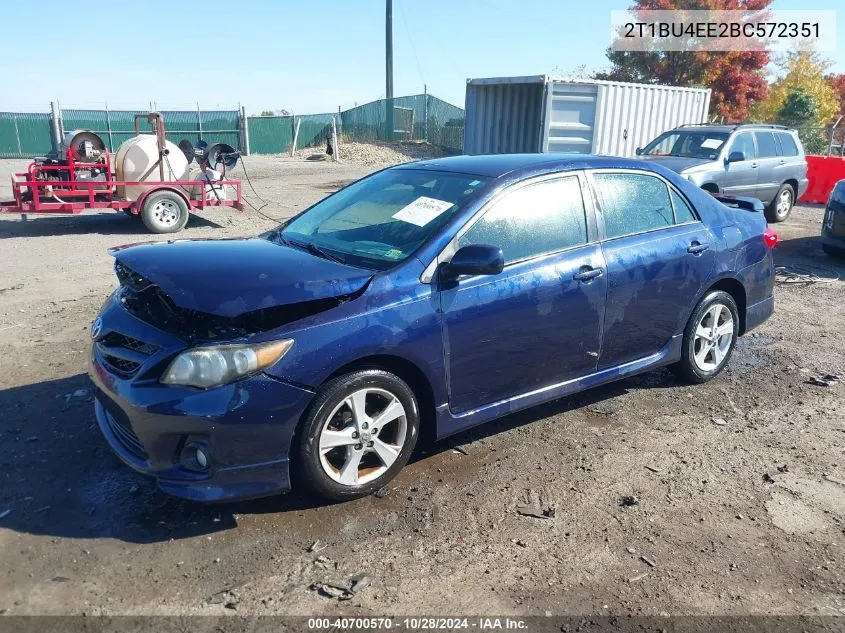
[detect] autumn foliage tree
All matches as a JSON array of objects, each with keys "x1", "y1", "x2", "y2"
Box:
[
  {"x1": 824, "y1": 73, "x2": 845, "y2": 120},
  {"x1": 595, "y1": 0, "x2": 771, "y2": 121},
  {"x1": 749, "y1": 49, "x2": 841, "y2": 125}
]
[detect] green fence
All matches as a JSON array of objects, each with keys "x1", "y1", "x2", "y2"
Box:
[
  {"x1": 245, "y1": 93, "x2": 465, "y2": 155},
  {"x1": 247, "y1": 115, "x2": 293, "y2": 154},
  {"x1": 0, "y1": 93, "x2": 465, "y2": 160},
  {"x1": 61, "y1": 109, "x2": 240, "y2": 153},
  {"x1": 0, "y1": 112, "x2": 53, "y2": 158},
  {"x1": 340, "y1": 94, "x2": 464, "y2": 149}
]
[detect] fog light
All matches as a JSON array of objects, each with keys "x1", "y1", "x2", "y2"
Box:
[
  {"x1": 195, "y1": 447, "x2": 208, "y2": 469},
  {"x1": 182, "y1": 442, "x2": 211, "y2": 472}
]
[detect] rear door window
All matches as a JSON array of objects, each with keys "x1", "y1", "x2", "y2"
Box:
[
  {"x1": 755, "y1": 132, "x2": 779, "y2": 158},
  {"x1": 592, "y1": 173, "x2": 674, "y2": 239},
  {"x1": 670, "y1": 189, "x2": 698, "y2": 223},
  {"x1": 776, "y1": 132, "x2": 800, "y2": 156}
]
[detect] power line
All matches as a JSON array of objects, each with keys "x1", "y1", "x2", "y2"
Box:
[{"x1": 398, "y1": 1, "x2": 426, "y2": 86}]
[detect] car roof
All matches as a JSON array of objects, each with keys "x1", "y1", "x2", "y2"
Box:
[
  {"x1": 394, "y1": 153, "x2": 662, "y2": 179},
  {"x1": 669, "y1": 124, "x2": 796, "y2": 134},
  {"x1": 670, "y1": 126, "x2": 735, "y2": 134}
]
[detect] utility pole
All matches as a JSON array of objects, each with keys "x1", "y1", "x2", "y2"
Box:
[{"x1": 385, "y1": 0, "x2": 394, "y2": 141}]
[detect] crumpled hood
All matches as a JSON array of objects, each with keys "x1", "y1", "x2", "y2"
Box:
[
  {"x1": 637, "y1": 156, "x2": 713, "y2": 173},
  {"x1": 110, "y1": 238, "x2": 373, "y2": 318}
]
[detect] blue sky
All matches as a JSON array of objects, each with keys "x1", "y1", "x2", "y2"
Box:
[{"x1": 0, "y1": 0, "x2": 841, "y2": 113}]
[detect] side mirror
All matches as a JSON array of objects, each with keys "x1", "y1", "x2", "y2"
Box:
[
  {"x1": 727, "y1": 151, "x2": 745, "y2": 163},
  {"x1": 441, "y1": 244, "x2": 504, "y2": 280},
  {"x1": 635, "y1": 147, "x2": 643, "y2": 156}
]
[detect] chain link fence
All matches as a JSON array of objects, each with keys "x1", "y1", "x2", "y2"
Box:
[
  {"x1": 245, "y1": 93, "x2": 465, "y2": 155},
  {"x1": 61, "y1": 109, "x2": 241, "y2": 153},
  {"x1": 0, "y1": 112, "x2": 53, "y2": 158},
  {"x1": 0, "y1": 93, "x2": 466, "y2": 159},
  {"x1": 794, "y1": 123, "x2": 845, "y2": 157}
]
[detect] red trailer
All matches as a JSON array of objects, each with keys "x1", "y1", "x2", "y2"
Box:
[{"x1": 0, "y1": 113, "x2": 244, "y2": 233}]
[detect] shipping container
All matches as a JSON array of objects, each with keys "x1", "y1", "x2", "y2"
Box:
[{"x1": 464, "y1": 76, "x2": 711, "y2": 157}]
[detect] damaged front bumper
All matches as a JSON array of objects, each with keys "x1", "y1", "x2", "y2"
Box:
[
  {"x1": 88, "y1": 296, "x2": 315, "y2": 502},
  {"x1": 90, "y1": 360, "x2": 315, "y2": 502}
]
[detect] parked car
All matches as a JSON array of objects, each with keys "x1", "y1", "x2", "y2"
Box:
[
  {"x1": 636, "y1": 124, "x2": 808, "y2": 223},
  {"x1": 88, "y1": 154, "x2": 777, "y2": 503},
  {"x1": 822, "y1": 178, "x2": 845, "y2": 258}
]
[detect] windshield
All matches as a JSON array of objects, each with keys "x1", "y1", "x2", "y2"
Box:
[
  {"x1": 275, "y1": 169, "x2": 488, "y2": 270},
  {"x1": 641, "y1": 131, "x2": 730, "y2": 160}
]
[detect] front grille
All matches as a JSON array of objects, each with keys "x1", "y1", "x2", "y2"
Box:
[
  {"x1": 102, "y1": 406, "x2": 148, "y2": 460},
  {"x1": 100, "y1": 332, "x2": 159, "y2": 356},
  {"x1": 101, "y1": 354, "x2": 141, "y2": 376},
  {"x1": 96, "y1": 332, "x2": 159, "y2": 378}
]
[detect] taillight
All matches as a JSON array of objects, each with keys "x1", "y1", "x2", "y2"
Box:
[{"x1": 763, "y1": 227, "x2": 778, "y2": 249}]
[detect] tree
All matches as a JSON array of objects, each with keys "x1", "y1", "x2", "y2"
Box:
[
  {"x1": 777, "y1": 89, "x2": 819, "y2": 126},
  {"x1": 748, "y1": 49, "x2": 840, "y2": 125},
  {"x1": 824, "y1": 73, "x2": 845, "y2": 120},
  {"x1": 594, "y1": 0, "x2": 771, "y2": 121}
]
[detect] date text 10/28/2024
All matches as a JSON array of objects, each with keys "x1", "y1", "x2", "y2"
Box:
[{"x1": 307, "y1": 617, "x2": 528, "y2": 630}]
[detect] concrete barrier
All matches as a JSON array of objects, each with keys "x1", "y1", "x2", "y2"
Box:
[{"x1": 799, "y1": 155, "x2": 845, "y2": 204}]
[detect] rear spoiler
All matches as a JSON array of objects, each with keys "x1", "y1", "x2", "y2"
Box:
[{"x1": 710, "y1": 193, "x2": 764, "y2": 213}]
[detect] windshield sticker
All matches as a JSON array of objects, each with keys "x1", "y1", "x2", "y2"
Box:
[
  {"x1": 385, "y1": 248, "x2": 404, "y2": 259},
  {"x1": 701, "y1": 138, "x2": 724, "y2": 149},
  {"x1": 469, "y1": 180, "x2": 482, "y2": 186},
  {"x1": 392, "y1": 196, "x2": 454, "y2": 227}
]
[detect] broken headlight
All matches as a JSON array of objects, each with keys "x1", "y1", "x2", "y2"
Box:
[{"x1": 162, "y1": 340, "x2": 294, "y2": 389}]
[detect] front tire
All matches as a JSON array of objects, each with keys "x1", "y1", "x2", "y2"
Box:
[
  {"x1": 673, "y1": 290, "x2": 739, "y2": 384},
  {"x1": 295, "y1": 370, "x2": 420, "y2": 502},
  {"x1": 141, "y1": 191, "x2": 190, "y2": 234},
  {"x1": 765, "y1": 183, "x2": 794, "y2": 223}
]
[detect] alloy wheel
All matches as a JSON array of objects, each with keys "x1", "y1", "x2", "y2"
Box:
[
  {"x1": 318, "y1": 387, "x2": 408, "y2": 486},
  {"x1": 776, "y1": 189, "x2": 792, "y2": 218},
  {"x1": 692, "y1": 303, "x2": 734, "y2": 372}
]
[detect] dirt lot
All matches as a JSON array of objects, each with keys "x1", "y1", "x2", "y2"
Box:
[{"x1": 0, "y1": 154, "x2": 843, "y2": 618}]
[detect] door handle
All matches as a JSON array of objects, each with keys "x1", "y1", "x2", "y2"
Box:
[
  {"x1": 750, "y1": 162, "x2": 758, "y2": 168},
  {"x1": 778, "y1": 159, "x2": 786, "y2": 165},
  {"x1": 687, "y1": 241, "x2": 710, "y2": 255},
  {"x1": 573, "y1": 266, "x2": 603, "y2": 282}
]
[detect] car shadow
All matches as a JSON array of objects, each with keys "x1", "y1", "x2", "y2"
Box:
[
  {"x1": 0, "y1": 369, "x2": 670, "y2": 544},
  {"x1": 773, "y1": 232, "x2": 845, "y2": 277},
  {"x1": 0, "y1": 211, "x2": 223, "y2": 239}
]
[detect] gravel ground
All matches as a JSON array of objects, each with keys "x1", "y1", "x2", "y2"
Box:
[
  {"x1": 297, "y1": 140, "x2": 451, "y2": 167},
  {"x1": 0, "y1": 154, "x2": 844, "y2": 617}
]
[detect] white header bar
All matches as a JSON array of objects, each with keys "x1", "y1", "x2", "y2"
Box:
[{"x1": 610, "y1": 10, "x2": 837, "y2": 52}]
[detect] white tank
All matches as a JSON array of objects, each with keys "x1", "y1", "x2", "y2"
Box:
[
  {"x1": 114, "y1": 135, "x2": 189, "y2": 200},
  {"x1": 180, "y1": 166, "x2": 230, "y2": 201}
]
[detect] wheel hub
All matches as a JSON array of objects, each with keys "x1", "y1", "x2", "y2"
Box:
[
  {"x1": 317, "y1": 387, "x2": 407, "y2": 487},
  {"x1": 152, "y1": 200, "x2": 178, "y2": 226},
  {"x1": 777, "y1": 190, "x2": 791, "y2": 215},
  {"x1": 692, "y1": 302, "x2": 734, "y2": 372}
]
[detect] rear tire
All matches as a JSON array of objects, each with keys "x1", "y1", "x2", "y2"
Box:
[
  {"x1": 673, "y1": 290, "x2": 739, "y2": 384},
  {"x1": 294, "y1": 370, "x2": 420, "y2": 502},
  {"x1": 765, "y1": 183, "x2": 794, "y2": 223},
  {"x1": 140, "y1": 191, "x2": 189, "y2": 234},
  {"x1": 823, "y1": 244, "x2": 845, "y2": 259}
]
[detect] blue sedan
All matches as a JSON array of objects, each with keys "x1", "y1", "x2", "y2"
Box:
[{"x1": 88, "y1": 154, "x2": 776, "y2": 502}]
